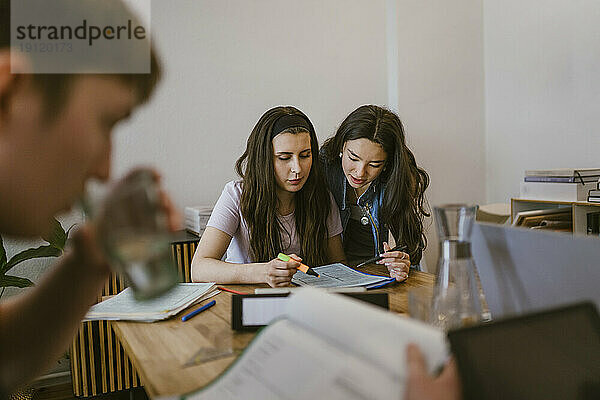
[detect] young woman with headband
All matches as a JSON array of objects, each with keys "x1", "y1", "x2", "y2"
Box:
[
  {"x1": 192, "y1": 106, "x2": 345, "y2": 287},
  {"x1": 320, "y1": 105, "x2": 430, "y2": 280}
]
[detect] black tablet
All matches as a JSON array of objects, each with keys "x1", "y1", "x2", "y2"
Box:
[
  {"x1": 231, "y1": 292, "x2": 388, "y2": 331},
  {"x1": 448, "y1": 302, "x2": 600, "y2": 400}
]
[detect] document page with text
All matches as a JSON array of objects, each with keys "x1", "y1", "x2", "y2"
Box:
[
  {"x1": 292, "y1": 263, "x2": 388, "y2": 288},
  {"x1": 185, "y1": 289, "x2": 447, "y2": 400}
]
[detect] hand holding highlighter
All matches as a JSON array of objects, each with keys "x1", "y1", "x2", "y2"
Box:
[{"x1": 277, "y1": 253, "x2": 320, "y2": 278}]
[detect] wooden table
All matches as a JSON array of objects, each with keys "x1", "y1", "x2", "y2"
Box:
[{"x1": 111, "y1": 265, "x2": 434, "y2": 398}]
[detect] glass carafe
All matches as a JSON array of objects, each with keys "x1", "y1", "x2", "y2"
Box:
[{"x1": 431, "y1": 204, "x2": 483, "y2": 330}]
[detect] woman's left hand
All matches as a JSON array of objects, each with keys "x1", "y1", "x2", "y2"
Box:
[{"x1": 377, "y1": 242, "x2": 410, "y2": 282}]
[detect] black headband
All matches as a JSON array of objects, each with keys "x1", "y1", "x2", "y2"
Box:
[{"x1": 270, "y1": 114, "x2": 314, "y2": 140}]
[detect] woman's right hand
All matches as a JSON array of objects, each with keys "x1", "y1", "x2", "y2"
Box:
[{"x1": 264, "y1": 254, "x2": 301, "y2": 287}]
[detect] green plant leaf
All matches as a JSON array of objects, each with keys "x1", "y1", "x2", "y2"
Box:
[
  {"x1": 3, "y1": 245, "x2": 63, "y2": 273},
  {"x1": 42, "y1": 218, "x2": 68, "y2": 251},
  {"x1": 0, "y1": 274, "x2": 34, "y2": 288},
  {"x1": 0, "y1": 235, "x2": 6, "y2": 266}
]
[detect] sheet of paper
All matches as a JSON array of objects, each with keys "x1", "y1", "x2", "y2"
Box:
[
  {"x1": 190, "y1": 319, "x2": 404, "y2": 400},
  {"x1": 292, "y1": 263, "x2": 388, "y2": 288},
  {"x1": 286, "y1": 288, "x2": 448, "y2": 376},
  {"x1": 184, "y1": 289, "x2": 448, "y2": 400}
]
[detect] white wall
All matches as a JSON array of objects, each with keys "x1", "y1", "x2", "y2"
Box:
[
  {"x1": 113, "y1": 0, "x2": 389, "y2": 208},
  {"x1": 109, "y1": 0, "x2": 487, "y2": 271},
  {"x1": 394, "y1": 0, "x2": 486, "y2": 268},
  {"x1": 485, "y1": 0, "x2": 600, "y2": 202}
]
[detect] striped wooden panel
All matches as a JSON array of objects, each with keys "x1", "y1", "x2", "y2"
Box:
[
  {"x1": 172, "y1": 241, "x2": 196, "y2": 283},
  {"x1": 70, "y1": 237, "x2": 199, "y2": 397},
  {"x1": 70, "y1": 273, "x2": 140, "y2": 397}
]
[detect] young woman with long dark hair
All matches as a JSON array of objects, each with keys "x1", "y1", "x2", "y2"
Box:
[
  {"x1": 321, "y1": 105, "x2": 430, "y2": 280},
  {"x1": 191, "y1": 106, "x2": 345, "y2": 287}
]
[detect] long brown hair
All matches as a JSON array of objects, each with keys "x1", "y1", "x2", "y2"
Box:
[
  {"x1": 322, "y1": 105, "x2": 430, "y2": 264},
  {"x1": 235, "y1": 106, "x2": 330, "y2": 266}
]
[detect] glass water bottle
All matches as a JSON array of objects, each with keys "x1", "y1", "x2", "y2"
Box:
[{"x1": 431, "y1": 204, "x2": 484, "y2": 331}]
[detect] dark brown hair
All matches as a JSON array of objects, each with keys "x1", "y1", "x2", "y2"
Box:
[
  {"x1": 235, "y1": 106, "x2": 331, "y2": 266},
  {"x1": 0, "y1": 0, "x2": 161, "y2": 117},
  {"x1": 322, "y1": 105, "x2": 430, "y2": 264}
]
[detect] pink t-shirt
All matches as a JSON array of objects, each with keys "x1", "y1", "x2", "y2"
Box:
[{"x1": 207, "y1": 180, "x2": 343, "y2": 264}]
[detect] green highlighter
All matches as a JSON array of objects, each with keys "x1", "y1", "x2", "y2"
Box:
[{"x1": 277, "y1": 253, "x2": 320, "y2": 277}]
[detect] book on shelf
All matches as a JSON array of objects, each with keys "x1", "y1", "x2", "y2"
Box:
[
  {"x1": 530, "y1": 220, "x2": 572, "y2": 232},
  {"x1": 589, "y1": 189, "x2": 600, "y2": 197},
  {"x1": 524, "y1": 175, "x2": 600, "y2": 183},
  {"x1": 513, "y1": 208, "x2": 572, "y2": 232},
  {"x1": 184, "y1": 288, "x2": 447, "y2": 399},
  {"x1": 588, "y1": 188, "x2": 600, "y2": 202},
  {"x1": 524, "y1": 168, "x2": 600, "y2": 178},
  {"x1": 521, "y1": 214, "x2": 571, "y2": 228},
  {"x1": 519, "y1": 181, "x2": 596, "y2": 202}
]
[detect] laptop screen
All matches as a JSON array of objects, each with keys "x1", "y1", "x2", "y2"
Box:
[
  {"x1": 448, "y1": 303, "x2": 600, "y2": 400},
  {"x1": 471, "y1": 222, "x2": 600, "y2": 319}
]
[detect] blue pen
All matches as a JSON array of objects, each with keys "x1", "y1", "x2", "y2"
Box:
[
  {"x1": 365, "y1": 277, "x2": 397, "y2": 290},
  {"x1": 181, "y1": 300, "x2": 216, "y2": 322}
]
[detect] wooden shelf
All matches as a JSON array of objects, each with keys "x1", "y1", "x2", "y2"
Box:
[{"x1": 511, "y1": 198, "x2": 600, "y2": 236}]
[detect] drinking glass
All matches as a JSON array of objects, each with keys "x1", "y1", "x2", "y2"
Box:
[{"x1": 94, "y1": 169, "x2": 178, "y2": 300}]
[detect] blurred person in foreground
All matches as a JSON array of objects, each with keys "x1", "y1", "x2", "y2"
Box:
[{"x1": 0, "y1": 0, "x2": 175, "y2": 395}]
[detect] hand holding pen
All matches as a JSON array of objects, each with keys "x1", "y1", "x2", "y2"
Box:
[
  {"x1": 356, "y1": 243, "x2": 410, "y2": 282},
  {"x1": 379, "y1": 243, "x2": 410, "y2": 282}
]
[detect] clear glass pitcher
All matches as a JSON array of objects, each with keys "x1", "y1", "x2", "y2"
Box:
[{"x1": 431, "y1": 204, "x2": 483, "y2": 330}]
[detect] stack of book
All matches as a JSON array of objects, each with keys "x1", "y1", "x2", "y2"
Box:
[
  {"x1": 521, "y1": 168, "x2": 600, "y2": 202},
  {"x1": 587, "y1": 180, "x2": 600, "y2": 203},
  {"x1": 184, "y1": 205, "x2": 213, "y2": 236},
  {"x1": 512, "y1": 208, "x2": 572, "y2": 232}
]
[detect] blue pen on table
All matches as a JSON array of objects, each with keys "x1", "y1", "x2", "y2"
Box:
[
  {"x1": 181, "y1": 300, "x2": 216, "y2": 322},
  {"x1": 365, "y1": 277, "x2": 397, "y2": 290}
]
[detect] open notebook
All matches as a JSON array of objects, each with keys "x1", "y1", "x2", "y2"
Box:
[
  {"x1": 84, "y1": 283, "x2": 218, "y2": 322},
  {"x1": 183, "y1": 288, "x2": 447, "y2": 400},
  {"x1": 292, "y1": 263, "x2": 394, "y2": 288}
]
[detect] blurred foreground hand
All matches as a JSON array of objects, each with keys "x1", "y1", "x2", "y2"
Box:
[{"x1": 404, "y1": 343, "x2": 462, "y2": 400}]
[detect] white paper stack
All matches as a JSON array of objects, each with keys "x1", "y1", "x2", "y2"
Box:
[
  {"x1": 84, "y1": 283, "x2": 218, "y2": 322},
  {"x1": 184, "y1": 206, "x2": 213, "y2": 236}
]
